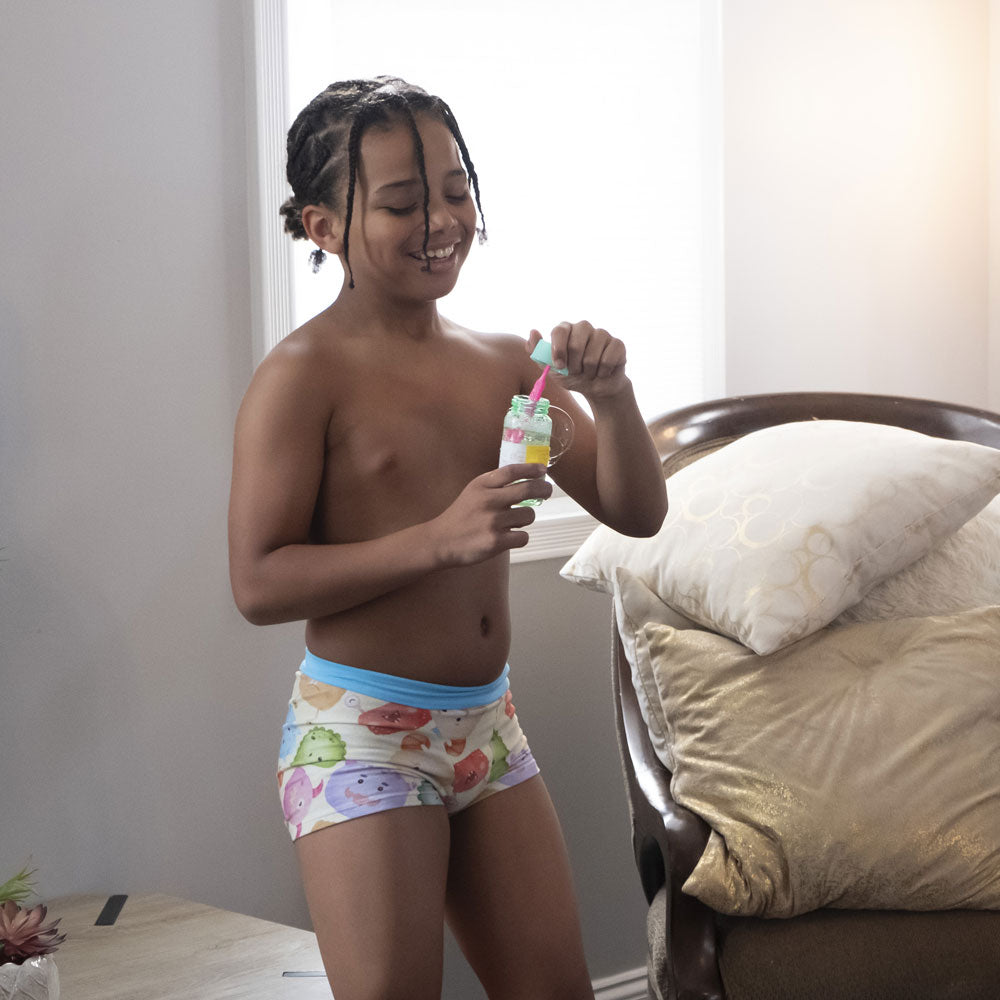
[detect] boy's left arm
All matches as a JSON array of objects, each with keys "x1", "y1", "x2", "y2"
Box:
[{"x1": 528, "y1": 323, "x2": 667, "y2": 538}]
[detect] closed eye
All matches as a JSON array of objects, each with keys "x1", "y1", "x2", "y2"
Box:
[{"x1": 384, "y1": 204, "x2": 419, "y2": 215}]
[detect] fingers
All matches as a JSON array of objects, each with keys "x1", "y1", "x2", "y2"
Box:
[
  {"x1": 548, "y1": 321, "x2": 626, "y2": 381},
  {"x1": 489, "y1": 468, "x2": 553, "y2": 507},
  {"x1": 486, "y1": 463, "x2": 548, "y2": 488},
  {"x1": 464, "y1": 468, "x2": 551, "y2": 557},
  {"x1": 501, "y1": 501, "x2": 541, "y2": 530},
  {"x1": 593, "y1": 336, "x2": 626, "y2": 379},
  {"x1": 471, "y1": 463, "x2": 552, "y2": 512},
  {"x1": 438, "y1": 465, "x2": 552, "y2": 566},
  {"x1": 549, "y1": 321, "x2": 574, "y2": 373},
  {"x1": 504, "y1": 476, "x2": 553, "y2": 506}
]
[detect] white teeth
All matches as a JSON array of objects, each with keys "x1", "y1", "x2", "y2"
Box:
[{"x1": 416, "y1": 244, "x2": 455, "y2": 260}]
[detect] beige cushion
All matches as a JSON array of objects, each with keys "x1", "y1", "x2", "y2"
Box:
[
  {"x1": 562, "y1": 421, "x2": 1000, "y2": 654},
  {"x1": 613, "y1": 567, "x2": 701, "y2": 772},
  {"x1": 641, "y1": 608, "x2": 1000, "y2": 917}
]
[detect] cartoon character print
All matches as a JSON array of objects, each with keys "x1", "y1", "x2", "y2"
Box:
[
  {"x1": 488, "y1": 729, "x2": 511, "y2": 784},
  {"x1": 503, "y1": 690, "x2": 517, "y2": 719},
  {"x1": 282, "y1": 767, "x2": 323, "y2": 839},
  {"x1": 390, "y1": 730, "x2": 434, "y2": 772},
  {"x1": 278, "y1": 703, "x2": 299, "y2": 761},
  {"x1": 433, "y1": 707, "x2": 482, "y2": 757},
  {"x1": 289, "y1": 726, "x2": 347, "y2": 768},
  {"x1": 298, "y1": 674, "x2": 346, "y2": 711},
  {"x1": 452, "y1": 749, "x2": 490, "y2": 795},
  {"x1": 497, "y1": 746, "x2": 536, "y2": 786},
  {"x1": 358, "y1": 703, "x2": 432, "y2": 735},
  {"x1": 324, "y1": 761, "x2": 418, "y2": 815},
  {"x1": 417, "y1": 780, "x2": 443, "y2": 806}
]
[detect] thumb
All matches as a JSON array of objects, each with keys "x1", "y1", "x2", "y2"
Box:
[{"x1": 526, "y1": 329, "x2": 542, "y2": 353}]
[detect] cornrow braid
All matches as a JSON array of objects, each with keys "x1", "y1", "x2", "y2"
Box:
[
  {"x1": 280, "y1": 76, "x2": 487, "y2": 288},
  {"x1": 400, "y1": 103, "x2": 433, "y2": 272},
  {"x1": 340, "y1": 105, "x2": 370, "y2": 289},
  {"x1": 437, "y1": 98, "x2": 487, "y2": 244}
]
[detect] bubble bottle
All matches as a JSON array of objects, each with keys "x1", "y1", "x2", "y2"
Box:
[
  {"x1": 497, "y1": 352, "x2": 574, "y2": 507},
  {"x1": 499, "y1": 395, "x2": 553, "y2": 467}
]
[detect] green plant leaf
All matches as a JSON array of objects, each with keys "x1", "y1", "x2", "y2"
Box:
[{"x1": 0, "y1": 867, "x2": 37, "y2": 904}]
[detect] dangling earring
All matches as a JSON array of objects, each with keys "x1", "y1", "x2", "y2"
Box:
[{"x1": 309, "y1": 247, "x2": 326, "y2": 273}]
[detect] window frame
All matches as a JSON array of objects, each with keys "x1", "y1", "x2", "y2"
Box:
[{"x1": 245, "y1": 0, "x2": 724, "y2": 562}]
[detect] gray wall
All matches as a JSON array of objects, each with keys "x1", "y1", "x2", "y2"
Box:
[
  {"x1": 724, "y1": 0, "x2": 994, "y2": 407},
  {"x1": 2, "y1": 1, "x2": 995, "y2": 995},
  {"x1": 0, "y1": 0, "x2": 645, "y2": 988}
]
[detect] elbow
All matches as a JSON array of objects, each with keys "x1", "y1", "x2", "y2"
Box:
[
  {"x1": 620, "y1": 505, "x2": 667, "y2": 538},
  {"x1": 237, "y1": 600, "x2": 277, "y2": 628},
  {"x1": 640, "y1": 495, "x2": 669, "y2": 537},
  {"x1": 619, "y1": 497, "x2": 668, "y2": 538},
  {"x1": 231, "y1": 574, "x2": 283, "y2": 627},
  {"x1": 592, "y1": 484, "x2": 668, "y2": 538},
  {"x1": 233, "y1": 591, "x2": 270, "y2": 627}
]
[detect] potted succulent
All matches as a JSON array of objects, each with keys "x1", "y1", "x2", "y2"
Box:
[{"x1": 0, "y1": 867, "x2": 65, "y2": 1000}]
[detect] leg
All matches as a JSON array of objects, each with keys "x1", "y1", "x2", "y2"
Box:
[
  {"x1": 295, "y1": 805, "x2": 451, "y2": 1000},
  {"x1": 445, "y1": 775, "x2": 595, "y2": 1000}
]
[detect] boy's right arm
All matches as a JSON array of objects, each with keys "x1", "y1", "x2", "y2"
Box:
[{"x1": 227, "y1": 349, "x2": 549, "y2": 626}]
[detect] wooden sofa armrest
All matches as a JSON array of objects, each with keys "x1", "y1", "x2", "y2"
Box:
[{"x1": 613, "y1": 625, "x2": 725, "y2": 1000}]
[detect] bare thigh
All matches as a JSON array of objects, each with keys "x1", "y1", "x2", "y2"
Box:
[
  {"x1": 295, "y1": 805, "x2": 451, "y2": 1000},
  {"x1": 445, "y1": 775, "x2": 595, "y2": 1000}
]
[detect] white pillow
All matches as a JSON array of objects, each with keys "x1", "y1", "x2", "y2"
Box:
[
  {"x1": 562, "y1": 420, "x2": 1000, "y2": 654},
  {"x1": 836, "y1": 495, "x2": 1000, "y2": 624}
]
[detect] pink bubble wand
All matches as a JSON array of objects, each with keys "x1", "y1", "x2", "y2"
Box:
[
  {"x1": 508, "y1": 365, "x2": 549, "y2": 444},
  {"x1": 527, "y1": 364, "x2": 550, "y2": 410}
]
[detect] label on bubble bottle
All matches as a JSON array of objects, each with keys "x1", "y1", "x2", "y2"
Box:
[
  {"x1": 498, "y1": 395, "x2": 552, "y2": 473},
  {"x1": 498, "y1": 437, "x2": 526, "y2": 468},
  {"x1": 525, "y1": 443, "x2": 550, "y2": 465},
  {"x1": 499, "y1": 434, "x2": 550, "y2": 469}
]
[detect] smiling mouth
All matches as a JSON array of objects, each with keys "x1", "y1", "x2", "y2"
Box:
[{"x1": 409, "y1": 244, "x2": 456, "y2": 261}]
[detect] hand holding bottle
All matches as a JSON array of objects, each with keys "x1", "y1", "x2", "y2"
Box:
[{"x1": 430, "y1": 464, "x2": 552, "y2": 565}]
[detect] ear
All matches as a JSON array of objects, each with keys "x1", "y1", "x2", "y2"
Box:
[{"x1": 301, "y1": 204, "x2": 344, "y2": 255}]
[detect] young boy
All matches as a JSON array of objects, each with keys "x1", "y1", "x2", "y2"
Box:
[{"x1": 229, "y1": 76, "x2": 667, "y2": 1000}]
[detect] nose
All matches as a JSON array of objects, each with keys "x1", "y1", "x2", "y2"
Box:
[{"x1": 426, "y1": 193, "x2": 458, "y2": 235}]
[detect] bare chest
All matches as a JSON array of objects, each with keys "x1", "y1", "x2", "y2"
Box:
[{"x1": 317, "y1": 370, "x2": 516, "y2": 539}]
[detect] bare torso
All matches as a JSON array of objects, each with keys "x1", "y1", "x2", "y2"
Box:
[{"x1": 299, "y1": 311, "x2": 530, "y2": 686}]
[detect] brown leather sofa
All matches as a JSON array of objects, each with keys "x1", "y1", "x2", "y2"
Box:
[{"x1": 613, "y1": 392, "x2": 1000, "y2": 1000}]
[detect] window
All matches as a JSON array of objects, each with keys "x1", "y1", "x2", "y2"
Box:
[{"x1": 248, "y1": 0, "x2": 722, "y2": 560}]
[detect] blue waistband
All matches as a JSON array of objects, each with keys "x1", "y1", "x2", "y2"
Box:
[{"x1": 300, "y1": 649, "x2": 511, "y2": 709}]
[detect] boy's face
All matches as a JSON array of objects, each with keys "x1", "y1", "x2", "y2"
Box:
[{"x1": 347, "y1": 113, "x2": 477, "y2": 300}]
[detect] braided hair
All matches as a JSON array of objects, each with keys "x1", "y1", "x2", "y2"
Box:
[{"x1": 280, "y1": 76, "x2": 487, "y2": 288}]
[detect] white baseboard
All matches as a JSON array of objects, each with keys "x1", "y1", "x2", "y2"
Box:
[{"x1": 592, "y1": 966, "x2": 648, "y2": 1000}]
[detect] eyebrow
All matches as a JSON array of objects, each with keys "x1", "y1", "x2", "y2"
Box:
[{"x1": 373, "y1": 169, "x2": 468, "y2": 196}]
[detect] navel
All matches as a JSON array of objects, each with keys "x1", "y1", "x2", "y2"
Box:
[{"x1": 480, "y1": 615, "x2": 490, "y2": 637}]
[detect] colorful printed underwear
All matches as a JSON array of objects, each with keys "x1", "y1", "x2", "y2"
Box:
[{"x1": 277, "y1": 655, "x2": 540, "y2": 840}]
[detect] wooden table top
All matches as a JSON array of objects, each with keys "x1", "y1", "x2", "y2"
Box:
[{"x1": 45, "y1": 893, "x2": 330, "y2": 999}]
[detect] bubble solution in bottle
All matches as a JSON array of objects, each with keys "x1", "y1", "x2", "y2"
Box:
[{"x1": 498, "y1": 395, "x2": 551, "y2": 507}]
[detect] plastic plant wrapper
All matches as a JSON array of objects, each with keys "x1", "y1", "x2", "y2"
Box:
[{"x1": 0, "y1": 956, "x2": 60, "y2": 1000}]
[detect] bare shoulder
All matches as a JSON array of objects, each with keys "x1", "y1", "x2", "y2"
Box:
[
  {"x1": 237, "y1": 316, "x2": 344, "y2": 430},
  {"x1": 442, "y1": 321, "x2": 535, "y2": 389},
  {"x1": 452, "y1": 324, "x2": 527, "y2": 359}
]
